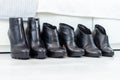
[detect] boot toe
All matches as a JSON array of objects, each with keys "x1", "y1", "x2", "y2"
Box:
[
  {"x1": 47, "y1": 48, "x2": 66, "y2": 58},
  {"x1": 102, "y1": 48, "x2": 114, "y2": 57},
  {"x1": 67, "y1": 48, "x2": 85, "y2": 57},
  {"x1": 102, "y1": 50, "x2": 114, "y2": 57},
  {"x1": 85, "y1": 49, "x2": 102, "y2": 57}
]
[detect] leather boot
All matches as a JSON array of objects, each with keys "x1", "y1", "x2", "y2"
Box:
[
  {"x1": 75, "y1": 24, "x2": 102, "y2": 57},
  {"x1": 42, "y1": 23, "x2": 66, "y2": 58},
  {"x1": 26, "y1": 17, "x2": 46, "y2": 59},
  {"x1": 8, "y1": 18, "x2": 30, "y2": 59},
  {"x1": 93, "y1": 24, "x2": 114, "y2": 57},
  {"x1": 59, "y1": 23, "x2": 84, "y2": 57}
]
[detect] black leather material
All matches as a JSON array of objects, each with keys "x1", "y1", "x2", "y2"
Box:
[
  {"x1": 26, "y1": 18, "x2": 46, "y2": 59},
  {"x1": 93, "y1": 24, "x2": 114, "y2": 57},
  {"x1": 42, "y1": 23, "x2": 66, "y2": 58},
  {"x1": 59, "y1": 23, "x2": 84, "y2": 57},
  {"x1": 8, "y1": 18, "x2": 30, "y2": 59},
  {"x1": 75, "y1": 24, "x2": 102, "y2": 57}
]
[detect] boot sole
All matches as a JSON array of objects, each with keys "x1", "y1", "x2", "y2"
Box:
[
  {"x1": 31, "y1": 52, "x2": 47, "y2": 59},
  {"x1": 102, "y1": 52, "x2": 114, "y2": 57},
  {"x1": 30, "y1": 51, "x2": 47, "y2": 59},
  {"x1": 84, "y1": 52, "x2": 101, "y2": 58},
  {"x1": 47, "y1": 52, "x2": 65, "y2": 58},
  {"x1": 68, "y1": 52, "x2": 84, "y2": 57},
  {"x1": 11, "y1": 52, "x2": 30, "y2": 60}
]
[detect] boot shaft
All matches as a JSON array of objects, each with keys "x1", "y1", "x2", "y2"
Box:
[
  {"x1": 9, "y1": 17, "x2": 27, "y2": 45},
  {"x1": 75, "y1": 24, "x2": 97, "y2": 48},
  {"x1": 27, "y1": 17, "x2": 44, "y2": 48},
  {"x1": 42, "y1": 23, "x2": 60, "y2": 48},
  {"x1": 93, "y1": 24, "x2": 110, "y2": 48},
  {"x1": 59, "y1": 23, "x2": 78, "y2": 47},
  {"x1": 59, "y1": 23, "x2": 75, "y2": 41}
]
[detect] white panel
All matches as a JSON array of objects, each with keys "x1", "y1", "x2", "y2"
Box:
[
  {"x1": 0, "y1": 20, "x2": 9, "y2": 45},
  {"x1": 0, "y1": 20, "x2": 10, "y2": 52},
  {"x1": 38, "y1": 0, "x2": 120, "y2": 19},
  {"x1": 36, "y1": 13, "x2": 93, "y2": 30},
  {"x1": 93, "y1": 18, "x2": 120, "y2": 45},
  {"x1": 38, "y1": 0, "x2": 91, "y2": 17}
]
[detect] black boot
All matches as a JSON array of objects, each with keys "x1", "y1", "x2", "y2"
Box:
[
  {"x1": 42, "y1": 23, "x2": 66, "y2": 58},
  {"x1": 26, "y1": 17, "x2": 46, "y2": 59},
  {"x1": 75, "y1": 24, "x2": 102, "y2": 57},
  {"x1": 58, "y1": 23, "x2": 84, "y2": 57},
  {"x1": 8, "y1": 18, "x2": 30, "y2": 59},
  {"x1": 93, "y1": 24, "x2": 114, "y2": 57}
]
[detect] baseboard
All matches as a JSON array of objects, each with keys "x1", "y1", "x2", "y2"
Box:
[{"x1": 0, "y1": 45, "x2": 10, "y2": 52}]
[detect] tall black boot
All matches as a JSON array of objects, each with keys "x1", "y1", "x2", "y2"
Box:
[
  {"x1": 26, "y1": 17, "x2": 46, "y2": 59},
  {"x1": 8, "y1": 18, "x2": 30, "y2": 59},
  {"x1": 42, "y1": 23, "x2": 66, "y2": 58},
  {"x1": 58, "y1": 23, "x2": 84, "y2": 57},
  {"x1": 93, "y1": 24, "x2": 114, "y2": 57},
  {"x1": 75, "y1": 24, "x2": 102, "y2": 57}
]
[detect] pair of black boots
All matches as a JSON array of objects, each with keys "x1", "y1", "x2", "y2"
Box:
[
  {"x1": 75, "y1": 24, "x2": 114, "y2": 57},
  {"x1": 8, "y1": 17, "x2": 114, "y2": 60},
  {"x1": 9, "y1": 18, "x2": 46, "y2": 59}
]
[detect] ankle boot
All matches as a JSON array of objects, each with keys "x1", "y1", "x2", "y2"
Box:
[
  {"x1": 42, "y1": 23, "x2": 66, "y2": 58},
  {"x1": 8, "y1": 18, "x2": 30, "y2": 59},
  {"x1": 26, "y1": 18, "x2": 46, "y2": 59},
  {"x1": 93, "y1": 24, "x2": 114, "y2": 57},
  {"x1": 58, "y1": 23, "x2": 84, "y2": 57},
  {"x1": 75, "y1": 24, "x2": 102, "y2": 57}
]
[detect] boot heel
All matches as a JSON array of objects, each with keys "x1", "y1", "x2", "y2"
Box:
[
  {"x1": 34, "y1": 53, "x2": 47, "y2": 59},
  {"x1": 47, "y1": 51, "x2": 65, "y2": 58}
]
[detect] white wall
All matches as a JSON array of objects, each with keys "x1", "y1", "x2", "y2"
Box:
[
  {"x1": 36, "y1": 13, "x2": 92, "y2": 29},
  {"x1": 38, "y1": 0, "x2": 120, "y2": 19}
]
